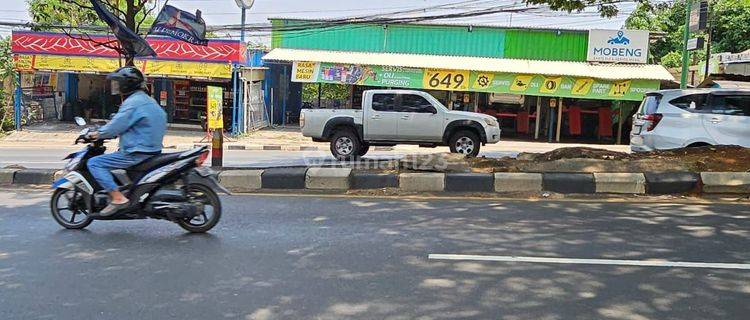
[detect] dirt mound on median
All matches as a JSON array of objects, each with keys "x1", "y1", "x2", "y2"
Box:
[
  {"x1": 518, "y1": 147, "x2": 632, "y2": 162},
  {"x1": 466, "y1": 145, "x2": 750, "y2": 173}
]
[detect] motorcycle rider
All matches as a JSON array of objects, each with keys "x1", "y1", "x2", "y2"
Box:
[{"x1": 86, "y1": 66, "x2": 167, "y2": 216}]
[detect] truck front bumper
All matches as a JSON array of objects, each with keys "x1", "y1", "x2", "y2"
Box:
[{"x1": 485, "y1": 126, "x2": 502, "y2": 144}]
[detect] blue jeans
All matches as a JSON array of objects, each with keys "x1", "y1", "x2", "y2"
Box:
[{"x1": 87, "y1": 151, "x2": 154, "y2": 192}]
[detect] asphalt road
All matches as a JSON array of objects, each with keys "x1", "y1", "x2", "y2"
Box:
[
  {"x1": 1, "y1": 191, "x2": 750, "y2": 319},
  {"x1": 0, "y1": 147, "x2": 518, "y2": 169}
]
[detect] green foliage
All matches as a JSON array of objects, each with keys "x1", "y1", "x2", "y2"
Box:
[
  {"x1": 302, "y1": 83, "x2": 350, "y2": 103},
  {"x1": 27, "y1": 0, "x2": 157, "y2": 33},
  {"x1": 27, "y1": 0, "x2": 102, "y2": 31},
  {"x1": 660, "y1": 51, "x2": 683, "y2": 69},
  {"x1": 626, "y1": 0, "x2": 750, "y2": 67},
  {"x1": 0, "y1": 37, "x2": 16, "y2": 132},
  {"x1": 712, "y1": 0, "x2": 750, "y2": 54},
  {"x1": 524, "y1": 0, "x2": 621, "y2": 17}
]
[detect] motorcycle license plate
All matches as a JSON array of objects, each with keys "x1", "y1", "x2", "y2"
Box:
[{"x1": 633, "y1": 125, "x2": 642, "y2": 135}]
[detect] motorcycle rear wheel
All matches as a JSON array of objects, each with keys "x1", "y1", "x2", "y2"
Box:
[
  {"x1": 177, "y1": 184, "x2": 222, "y2": 233},
  {"x1": 51, "y1": 188, "x2": 93, "y2": 230}
]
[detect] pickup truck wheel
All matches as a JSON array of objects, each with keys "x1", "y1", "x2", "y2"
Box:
[
  {"x1": 331, "y1": 130, "x2": 361, "y2": 161},
  {"x1": 449, "y1": 130, "x2": 481, "y2": 157}
]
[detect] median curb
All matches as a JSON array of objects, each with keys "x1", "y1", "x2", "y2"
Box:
[
  {"x1": 9, "y1": 168, "x2": 750, "y2": 196},
  {"x1": 219, "y1": 170, "x2": 263, "y2": 192},
  {"x1": 594, "y1": 173, "x2": 646, "y2": 194},
  {"x1": 0, "y1": 169, "x2": 20, "y2": 185},
  {"x1": 306, "y1": 168, "x2": 352, "y2": 190},
  {"x1": 13, "y1": 169, "x2": 57, "y2": 185},
  {"x1": 701, "y1": 172, "x2": 750, "y2": 194}
]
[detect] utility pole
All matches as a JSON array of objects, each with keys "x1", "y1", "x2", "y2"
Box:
[{"x1": 680, "y1": 0, "x2": 693, "y2": 89}]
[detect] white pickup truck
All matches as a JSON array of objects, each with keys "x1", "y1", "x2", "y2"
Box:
[{"x1": 301, "y1": 89, "x2": 502, "y2": 160}]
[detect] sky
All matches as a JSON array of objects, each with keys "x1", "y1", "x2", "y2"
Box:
[{"x1": 1, "y1": 0, "x2": 636, "y2": 43}]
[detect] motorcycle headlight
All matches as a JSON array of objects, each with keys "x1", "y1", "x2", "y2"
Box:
[{"x1": 484, "y1": 117, "x2": 498, "y2": 127}]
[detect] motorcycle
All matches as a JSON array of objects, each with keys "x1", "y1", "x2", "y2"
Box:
[{"x1": 50, "y1": 117, "x2": 230, "y2": 233}]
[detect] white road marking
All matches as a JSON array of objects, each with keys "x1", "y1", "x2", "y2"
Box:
[{"x1": 428, "y1": 254, "x2": 750, "y2": 270}]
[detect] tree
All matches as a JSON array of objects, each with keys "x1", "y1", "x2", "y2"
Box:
[
  {"x1": 27, "y1": 0, "x2": 158, "y2": 64},
  {"x1": 711, "y1": 0, "x2": 750, "y2": 54},
  {"x1": 524, "y1": 0, "x2": 623, "y2": 17},
  {"x1": 27, "y1": 0, "x2": 102, "y2": 31},
  {"x1": 625, "y1": 0, "x2": 749, "y2": 67},
  {"x1": 302, "y1": 83, "x2": 350, "y2": 106},
  {"x1": 0, "y1": 37, "x2": 17, "y2": 132}
]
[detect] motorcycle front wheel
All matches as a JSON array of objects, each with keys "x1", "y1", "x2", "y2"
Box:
[
  {"x1": 177, "y1": 184, "x2": 222, "y2": 233},
  {"x1": 50, "y1": 188, "x2": 93, "y2": 230}
]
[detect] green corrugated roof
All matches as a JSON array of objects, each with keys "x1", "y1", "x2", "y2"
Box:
[{"x1": 270, "y1": 19, "x2": 590, "y2": 62}]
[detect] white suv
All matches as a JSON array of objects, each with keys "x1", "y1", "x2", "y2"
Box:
[{"x1": 630, "y1": 89, "x2": 750, "y2": 152}]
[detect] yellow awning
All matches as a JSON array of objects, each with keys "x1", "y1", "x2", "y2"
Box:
[{"x1": 263, "y1": 48, "x2": 674, "y2": 82}]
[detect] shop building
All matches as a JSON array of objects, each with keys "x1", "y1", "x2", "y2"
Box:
[
  {"x1": 263, "y1": 19, "x2": 674, "y2": 144},
  {"x1": 11, "y1": 31, "x2": 267, "y2": 133}
]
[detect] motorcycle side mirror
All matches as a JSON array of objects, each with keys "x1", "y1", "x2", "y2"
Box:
[{"x1": 74, "y1": 117, "x2": 87, "y2": 126}]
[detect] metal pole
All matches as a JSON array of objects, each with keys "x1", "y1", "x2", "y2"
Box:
[
  {"x1": 704, "y1": 15, "x2": 712, "y2": 79},
  {"x1": 555, "y1": 98, "x2": 563, "y2": 142},
  {"x1": 547, "y1": 101, "x2": 554, "y2": 143},
  {"x1": 317, "y1": 82, "x2": 322, "y2": 108},
  {"x1": 680, "y1": 0, "x2": 693, "y2": 89},
  {"x1": 231, "y1": 67, "x2": 239, "y2": 135},
  {"x1": 534, "y1": 96, "x2": 541, "y2": 140},
  {"x1": 616, "y1": 102, "x2": 624, "y2": 145},
  {"x1": 14, "y1": 72, "x2": 22, "y2": 131},
  {"x1": 240, "y1": 8, "x2": 246, "y2": 44}
]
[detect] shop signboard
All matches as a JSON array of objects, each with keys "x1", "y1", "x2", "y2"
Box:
[
  {"x1": 12, "y1": 54, "x2": 232, "y2": 79},
  {"x1": 32, "y1": 55, "x2": 122, "y2": 73},
  {"x1": 587, "y1": 29, "x2": 649, "y2": 64},
  {"x1": 144, "y1": 60, "x2": 232, "y2": 78},
  {"x1": 291, "y1": 61, "x2": 320, "y2": 82},
  {"x1": 295, "y1": 62, "x2": 659, "y2": 101},
  {"x1": 206, "y1": 86, "x2": 223, "y2": 129}
]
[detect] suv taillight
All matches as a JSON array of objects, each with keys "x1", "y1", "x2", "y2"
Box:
[{"x1": 643, "y1": 113, "x2": 663, "y2": 132}]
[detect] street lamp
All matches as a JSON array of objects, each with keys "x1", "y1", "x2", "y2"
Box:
[
  {"x1": 234, "y1": 0, "x2": 255, "y2": 44},
  {"x1": 232, "y1": 0, "x2": 254, "y2": 134}
]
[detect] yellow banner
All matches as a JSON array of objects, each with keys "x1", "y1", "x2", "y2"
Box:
[
  {"x1": 13, "y1": 54, "x2": 233, "y2": 79},
  {"x1": 144, "y1": 60, "x2": 232, "y2": 79},
  {"x1": 207, "y1": 86, "x2": 224, "y2": 129},
  {"x1": 33, "y1": 55, "x2": 122, "y2": 73},
  {"x1": 14, "y1": 54, "x2": 34, "y2": 71}
]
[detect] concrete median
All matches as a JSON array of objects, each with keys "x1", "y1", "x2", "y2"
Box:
[
  {"x1": 306, "y1": 168, "x2": 352, "y2": 190},
  {"x1": 13, "y1": 169, "x2": 57, "y2": 185},
  {"x1": 399, "y1": 173, "x2": 445, "y2": 192},
  {"x1": 0, "y1": 169, "x2": 19, "y2": 185},
  {"x1": 594, "y1": 173, "x2": 646, "y2": 194},
  {"x1": 701, "y1": 172, "x2": 750, "y2": 194},
  {"x1": 219, "y1": 170, "x2": 263, "y2": 192},
  {"x1": 494, "y1": 173, "x2": 543, "y2": 193}
]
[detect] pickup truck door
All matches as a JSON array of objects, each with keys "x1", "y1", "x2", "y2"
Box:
[
  {"x1": 396, "y1": 94, "x2": 444, "y2": 142},
  {"x1": 364, "y1": 93, "x2": 400, "y2": 140}
]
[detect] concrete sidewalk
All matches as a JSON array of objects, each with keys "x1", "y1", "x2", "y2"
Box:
[{"x1": 1, "y1": 123, "x2": 630, "y2": 154}]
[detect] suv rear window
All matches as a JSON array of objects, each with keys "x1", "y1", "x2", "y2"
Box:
[
  {"x1": 669, "y1": 94, "x2": 708, "y2": 111},
  {"x1": 640, "y1": 95, "x2": 661, "y2": 114}
]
